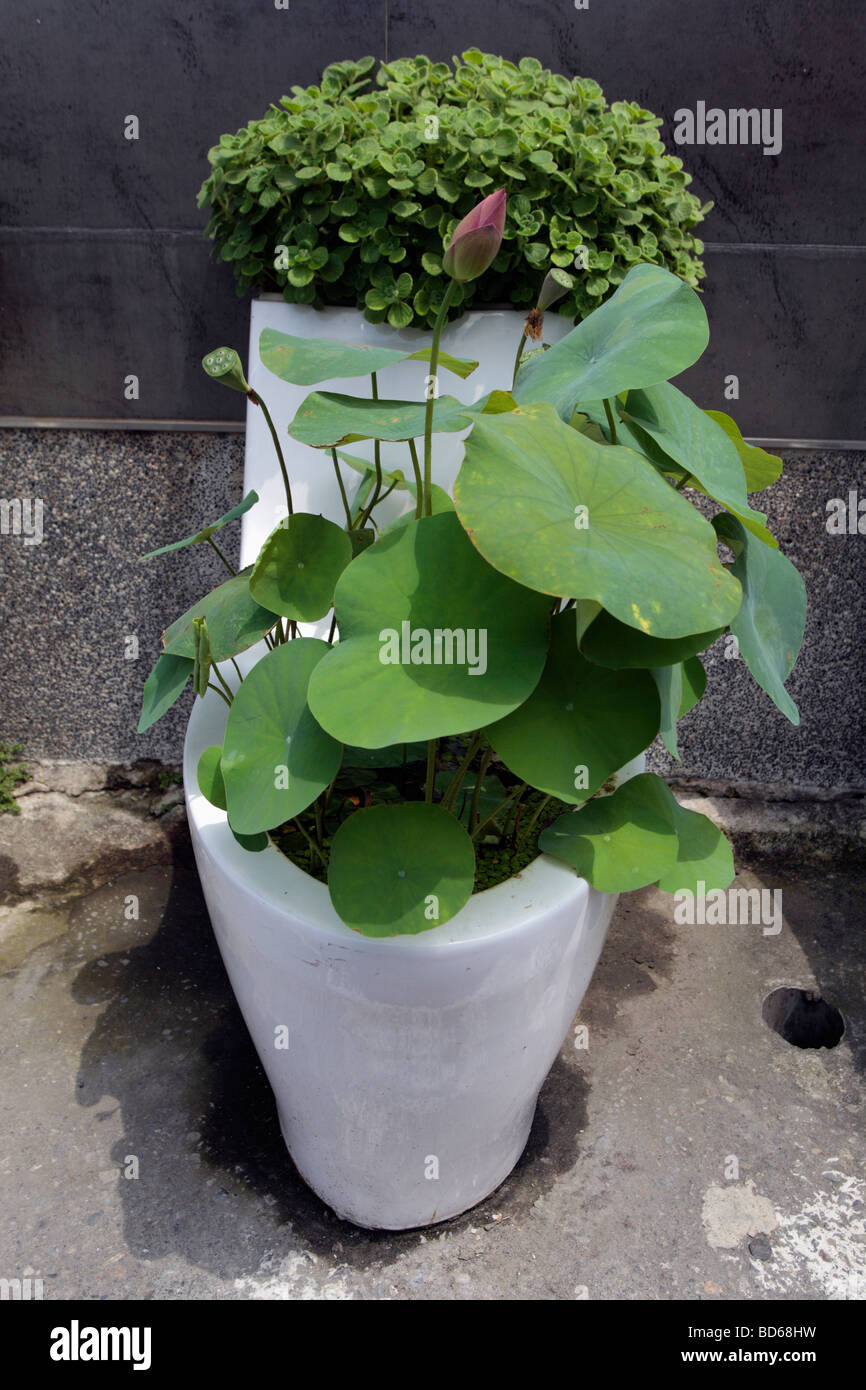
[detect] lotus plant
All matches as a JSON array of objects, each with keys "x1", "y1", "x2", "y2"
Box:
[{"x1": 139, "y1": 190, "x2": 806, "y2": 938}]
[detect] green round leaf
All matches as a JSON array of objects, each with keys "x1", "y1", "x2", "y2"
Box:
[
  {"x1": 455, "y1": 401, "x2": 742, "y2": 639},
  {"x1": 513, "y1": 264, "x2": 708, "y2": 420},
  {"x1": 580, "y1": 608, "x2": 724, "y2": 669},
  {"x1": 486, "y1": 611, "x2": 660, "y2": 803},
  {"x1": 222, "y1": 639, "x2": 342, "y2": 834},
  {"x1": 163, "y1": 570, "x2": 279, "y2": 663},
  {"x1": 308, "y1": 512, "x2": 551, "y2": 746},
  {"x1": 654, "y1": 795, "x2": 735, "y2": 896},
  {"x1": 539, "y1": 773, "x2": 680, "y2": 891},
  {"x1": 230, "y1": 825, "x2": 269, "y2": 853},
  {"x1": 197, "y1": 745, "x2": 227, "y2": 810},
  {"x1": 249, "y1": 514, "x2": 353, "y2": 622},
  {"x1": 328, "y1": 802, "x2": 475, "y2": 936}
]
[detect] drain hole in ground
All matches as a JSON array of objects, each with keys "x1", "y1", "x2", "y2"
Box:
[{"x1": 762, "y1": 986, "x2": 844, "y2": 1050}]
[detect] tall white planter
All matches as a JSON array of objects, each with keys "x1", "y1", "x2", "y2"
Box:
[
  {"x1": 184, "y1": 299, "x2": 629, "y2": 1230},
  {"x1": 186, "y1": 684, "x2": 640, "y2": 1230},
  {"x1": 240, "y1": 297, "x2": 571, "y2": 565}
]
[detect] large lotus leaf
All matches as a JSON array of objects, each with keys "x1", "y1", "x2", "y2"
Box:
[
  {"x1": 621, "y1": 383, "x2": 774, "y2": 545},
  {"x1": 580, "y1": 606, "x2": 724, "y2": 669},
  {"x1": 222, "y1": 639, "x2": 342, "y2": 834},
  {"x1": 249, "y1": 514, "x2": 353, "y2": 622},
  {"x1": 288, "y1": 391, "x2": 472, "y2": 448},
  {"x1": 307, "y1": 512, "x2": 551, "y2": 747},
  {"x1": 455, "y1": 401, "x2": 742, "y2": 639},
  {"x1": 485, "y1": 611, "x2": 660, "y2": 803},
  {"x1": 138, "y1": 652, "x2": 192, "y2": 733},
  {"x1": 328, "y1": 802, "x2": 476, "y2": 937},
  {"x1": 381, "y1": 483, "x2": 454, "y2": 533},
  {"x1": 513, "y1": 263, "x2": 708, "y2": 420},
  {"x1": 654, "y1": 793, "x2": 735, "y2": 896},
  {"x1": 140, "y1": 491, "x2": 258, "y2": 561},
  {"x1": 540, "y1": 771, "x2": 733, "y2": 895},
  {"x1": 259, "y1": 327, "x2": 477, "y2": 386},
  {"x1": 713, "y1": 514, "x2": 806, "y2": 725},
  {"x1": 539, "y1": 772, "x2": 680, "y2": 891},
  {"x1": 162, "y1": 569, "x2": 279, "y2": 662},
  {"x1": 704, "y1": 411, "x2": 783, "y2": 492}
]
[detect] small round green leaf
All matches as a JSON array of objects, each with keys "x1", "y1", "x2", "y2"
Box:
[
  {"x1": 328, "y1": 802, "x2": 475, "y2": 936},
  {"x1": 485, "y1": 611, "x2": 660, "y2": 803},
  {"x1": 197, "y1": 745, "x2": 227, "y2": 810},
  {"x1": 539, "y1": 773, "x2": 680, "y2": 891},
  {"x1": 308, "y1": 512, "x2": 551, "y2": 747},
  {"x1": 222, "y1": 639, "x2": 342, "y2": 834},
  {"x1": 249, "y1": 514, "x2": 353, "y2": 622},
  {"x1": 654, "y1": 797, "x2": 735, "y2": 897},
  {"x1": 230, "y1": 825, "x2": 269, "y2": 853}
]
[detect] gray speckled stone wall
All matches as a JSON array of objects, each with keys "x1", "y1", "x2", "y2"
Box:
[
  {"x1": 1, "y1": 432, "x2": 863, "y2": 788},
  {"x1": 0, "y1": 429, "x2": 244, "y2": 763}
]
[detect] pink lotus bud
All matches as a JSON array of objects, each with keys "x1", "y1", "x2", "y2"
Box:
[{"x1": 442, "y1": 189, "x2": 506, "y2": 283}]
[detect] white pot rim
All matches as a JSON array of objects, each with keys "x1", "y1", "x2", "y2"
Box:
[{"x1": 184, "y1": 677, "x2": 601, "y2": 957}]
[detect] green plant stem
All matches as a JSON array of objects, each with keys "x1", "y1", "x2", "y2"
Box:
[
  {"x1": 252, "y1": 390, "x2": 293, "y2": 516},
  {"x1": 407, "y1": 439, "x2": 423, "y2": 518},
  {"x1": 206, "y1": 535, "x2": 237, "y2": 577},
  {"x1": 423, "y1": 280, "x2": 457, "y2": 516},
  {"x1": 369, "y1": 371, "x2": 384, "y2": 513},
  {"x1": 467, "y1": 745, "x2": 493, "y2": 834},
  {"x1": 520, "y1": 793, "x2": 552, "y2": 845},
  {"x1": 230, "y1": 657, "x2": 243, "y2": 684},
  {"x1": 293, "y1": 816, "x2": 328, "y2": 869},
  {"x1": 511, "y1": 329, "x2": 528, "y2": 390},
  {"x1": 350, "y1": 468, "x2": 376, "y2": 526},
  {"x1": 205, "y1": 682, "x2": 232, "y2": 709},
  {"x1": 322, "y1": 772, "x2": 339, "y2": 814},
  {"x1": 440, "y1": 731, "x2": 484, "y2": 812},
  {"x1": 502, "y1": 784, "x2": 526, "y2": 840},
  {"x1": 330, "y1": 449, "x2": 353, "y2": 528},
  {"x1": 675, "y1": 475, "x2": 692, "y2": 491},
  {"x1": 313, "y1": 798, "x2": 324, "y2": 848},
  {"x1": 602, "y1": 397, "x2": 618, "y2": 444},
  {"x1": 360, "y1": 476, "x2": 401, "y2": 530},
  {"x1": 424, "y1": 739, "x2": 438, "y2": 803},
  {"x1": 327, "y1": 612, "x2": 338, "y2": 645},
  {"x1": 470, "y1": 782, "x2": 525, "y2": 840},
  {"x1": 210, "y1": 661, "x2": 235, "y2": 703}
]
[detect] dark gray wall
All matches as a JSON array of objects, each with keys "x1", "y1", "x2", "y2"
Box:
[{"x1": 1, "y1": 1, "x2": 864, "y2": 438}]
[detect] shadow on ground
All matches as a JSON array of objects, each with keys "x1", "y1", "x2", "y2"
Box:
[{"x1": 71, "y1": 851, "x2": 597, "y2": 1278}]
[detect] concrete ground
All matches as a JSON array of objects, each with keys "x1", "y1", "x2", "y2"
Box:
[{"x1": 0, "y1": 764, "x2": 864, "y2": 1301}]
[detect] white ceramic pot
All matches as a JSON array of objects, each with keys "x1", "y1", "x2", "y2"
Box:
[
  {"x1": 185, "y1": 681, "x2": 641, "y2": 1230},
  {"x1": 239, "y1": 297, "x2": 572, "y2": 566},
  {"x1": 185, "y1": 300, "x2": 630, "y2": 1229}
]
